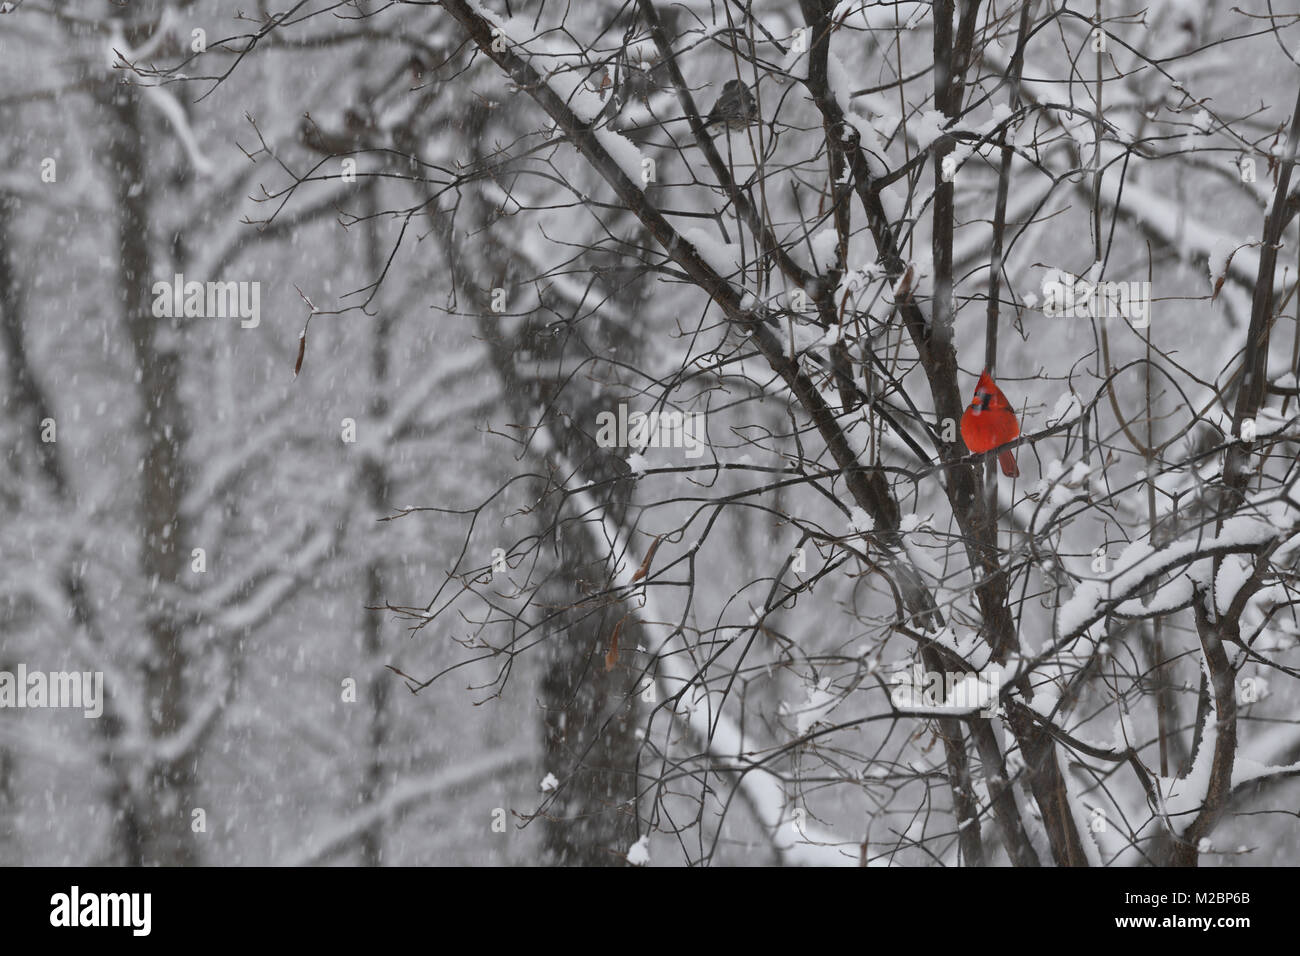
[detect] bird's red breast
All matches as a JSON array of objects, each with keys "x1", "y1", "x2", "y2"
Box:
[{"x1": 960, "y1": 368, "x2": 1020, "y2": 477}]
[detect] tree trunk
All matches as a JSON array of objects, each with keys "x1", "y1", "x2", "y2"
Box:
[{"x1": 101, "y1": 44, "x2": 198, "y2": 866}]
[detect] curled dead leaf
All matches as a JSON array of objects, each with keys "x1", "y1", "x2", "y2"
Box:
[
  {"x1": 632, "y1": 535, "x2": 663, "y2": 582},
  {"x1": 604, "y1": 617, "x2": 625, "y2": 672}
]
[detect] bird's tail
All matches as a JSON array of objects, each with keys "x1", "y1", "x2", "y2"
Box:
[{"x1": 998, "y1": 449, "x2": 1019, "y2": 478}]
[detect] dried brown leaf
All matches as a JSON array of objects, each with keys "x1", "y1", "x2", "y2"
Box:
[
  {"x1": 632, "y1": 535, "x2": 663, "y2": 582},
  {"x1": 604, "y1": 617, "x2": 624, "y2": 672}
]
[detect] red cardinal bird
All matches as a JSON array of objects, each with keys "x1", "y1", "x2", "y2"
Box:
[{"x1": 961, "y1": 368, "x2": 1020, "y2": 477}]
